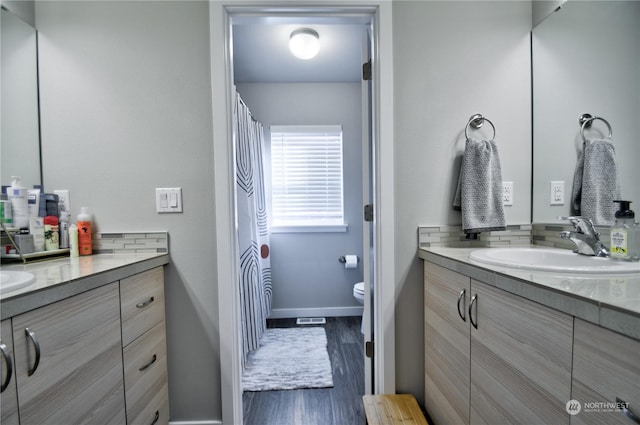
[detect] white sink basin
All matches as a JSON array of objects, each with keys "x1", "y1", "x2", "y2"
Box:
[
  {"x1": 470, "y1": 248, "x2": 640, "y2": 274},
  {"x1": 0, "y1": 270, "x2": 36, "y2": 294}
]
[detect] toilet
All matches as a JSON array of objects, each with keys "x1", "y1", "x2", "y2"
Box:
[{"x1": 353, "y1": 282, "x2": 366, "y2": 334}]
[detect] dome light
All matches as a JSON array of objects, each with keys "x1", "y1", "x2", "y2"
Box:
[{"x1": 289, "y1": 28, "x2": 320, "y2": 60}]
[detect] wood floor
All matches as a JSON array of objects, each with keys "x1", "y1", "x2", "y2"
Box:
[{"x1": 243, "y1": 316, "x2": 366, "y2": 425}]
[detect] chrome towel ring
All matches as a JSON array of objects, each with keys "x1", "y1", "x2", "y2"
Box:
[
  {"x1": 579, "y1": 113, "x2": 613, "y2": 142},
  {"x1": 465, "y1": 113, "x2": 496, "y2": 141}
]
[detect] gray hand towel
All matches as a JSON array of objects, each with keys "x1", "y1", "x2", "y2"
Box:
[
  {"x1": 571, "y1": 139, "x2": 621, "y2": 226},
  {"x1": 453, "y1": 138, "x2": 506, "y2": 235}
]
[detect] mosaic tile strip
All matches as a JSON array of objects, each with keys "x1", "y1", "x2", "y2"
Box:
[
  {"x1": 418, "y1": 224, "x2": 532, "y2": 248},
  {"x1": 531, "y1": 223, "x2": 611, "y2": 250},
  {"x1": 93, "y1": 232, "x2": 168, "y2": 254}
]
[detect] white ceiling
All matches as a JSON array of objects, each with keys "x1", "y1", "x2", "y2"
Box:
[{"x1": 232, "y1": 21, "x2": 366, "y2": 83}]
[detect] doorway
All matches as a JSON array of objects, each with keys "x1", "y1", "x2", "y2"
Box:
[{"x1": 210, "y1": 3, "x2": 396, "y2": 424}]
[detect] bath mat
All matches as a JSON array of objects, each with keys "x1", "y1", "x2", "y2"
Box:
[{"x1": 242, "y1": 327, "x2": 334, "y2": 392}]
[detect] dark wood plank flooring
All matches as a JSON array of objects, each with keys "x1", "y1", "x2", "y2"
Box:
[{"x1": 243, "y1": 316, "x2": 366, "y2": 425}]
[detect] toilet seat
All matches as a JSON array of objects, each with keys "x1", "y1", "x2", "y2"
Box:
[{"x1": 354, "y1": 281, "x2": 365, "y2": 296}]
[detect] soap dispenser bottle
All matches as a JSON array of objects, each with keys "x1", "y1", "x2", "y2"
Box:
[{"x1": 610, "y1": 200, "x2": 639, "y2": 262}]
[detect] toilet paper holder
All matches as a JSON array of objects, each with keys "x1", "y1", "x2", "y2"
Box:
[{"x1": 338, "y1": 255, "x2": 358, "y2": 263}]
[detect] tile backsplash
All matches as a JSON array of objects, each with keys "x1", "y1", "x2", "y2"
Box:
[{"x1": 93, "y1": 232, "x2": 168, "y2": 254}]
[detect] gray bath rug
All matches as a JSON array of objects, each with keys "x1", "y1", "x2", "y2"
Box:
[{"x1": 242, "y1": 327, "x2": 334, "y2": 392}]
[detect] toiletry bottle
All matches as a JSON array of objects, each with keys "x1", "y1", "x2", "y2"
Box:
[
  {"x1": 44, "y1": 216, "x2": 60, "y2": 251},
  {"x1": 0, "y1": 195, "x2": 13, "y2": 225},
  {"x1": 77, "y1": 207, "x2": 93, "y2": 256},
  {"x1": 610, "y1": 200, "x2": 638, "y2": 261},
  {"x1": 69, "y1": 223, "x2": 79, "y2": 258},
  {"x1": 59, "y1": 211, "x2": 70, "y2": 249},
  {"x1": 8, "y1": 176, "x2": 28, "y2": 228}
]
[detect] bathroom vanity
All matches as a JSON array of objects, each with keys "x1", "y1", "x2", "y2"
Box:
[
  {"x1": 420, "y1": 246, "x2": 640, "y2": 425},
  {"x1": 0, "y1": 252, "x2": 169, "y2": 425}
]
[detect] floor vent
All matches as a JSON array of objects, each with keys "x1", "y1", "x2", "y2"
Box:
[{"x1": 296, "y1": 317, "x2": 326, "y2": 325}]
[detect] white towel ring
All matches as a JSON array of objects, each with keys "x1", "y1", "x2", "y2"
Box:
[
  {"x1": 579, "y1": 114, "x2": 613, "y2": 142},
  {"x1": 465, "y1": 114, "x2": 496, "y2": 141}
]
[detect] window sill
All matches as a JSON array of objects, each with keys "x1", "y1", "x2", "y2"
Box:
[{"x1": 271, "y1": 224, "x2": 348, "y2": 234}]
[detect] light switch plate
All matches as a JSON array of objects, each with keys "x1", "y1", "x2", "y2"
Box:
[
  {"x1": 503, "y1": 181, "x2": 514, "y2": 206},
  {"x1": 156, "y1": 188, "x2": 183, "y2": 213}
]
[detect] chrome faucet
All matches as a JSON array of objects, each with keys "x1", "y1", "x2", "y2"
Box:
[{"x1": 559, "y1": 216, "x2": 609, "y2": 257}]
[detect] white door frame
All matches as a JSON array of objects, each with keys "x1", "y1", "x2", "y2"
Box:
[{"x1": 209, "y1": 2, "x2": 395, "y2": 424}]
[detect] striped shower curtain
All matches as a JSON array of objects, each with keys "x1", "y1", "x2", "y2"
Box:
[{"x1": 235, "y1": 92, "x2": 272, "y2": 364}]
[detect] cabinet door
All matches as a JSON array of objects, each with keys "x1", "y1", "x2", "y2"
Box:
[
  {"x1": 12, "y1": 282, "x2": 126, "y2": 425},
  {"x1": 424, "y1": 262, "x2": 471, "y2": 425},
  {"x1": 572, "y1": 319, "x2": 640, "y2": 425},
  {"x1": 470, "y1": 281, "x2": 573, "y2": 425},
  {"x1": 1, "y1": 319, "x2": 19, "y2": 425}
]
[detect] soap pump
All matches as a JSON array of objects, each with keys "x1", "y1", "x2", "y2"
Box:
[{"x1": 610, "y1": 200, "x2": 639, "y2": 262}]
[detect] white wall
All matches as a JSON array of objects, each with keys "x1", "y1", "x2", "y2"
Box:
[
  {"x1": 236, "y1": 83, "x2": 364, "y2": 317},
  {"x1": 393, "y1": 0, "x2": 532, "y2": 403},
  {"x1": 35, "y1": 1, "x2": 221, "y2": 421}
]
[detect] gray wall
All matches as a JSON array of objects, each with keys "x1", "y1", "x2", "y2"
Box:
[
  {"x1": 35, "y1": 1, "x2": 220, "y2": 421},
  {"x1": 392, "y1": 0, "x2": 532, "y2": 402},
  {"x1": 236, "y1": 83, "x2": 364, "y2": 317}
]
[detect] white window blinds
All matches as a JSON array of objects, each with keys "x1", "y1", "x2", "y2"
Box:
[{"x1": 270, "y1": 125, "x2": 344, "y2": 226}]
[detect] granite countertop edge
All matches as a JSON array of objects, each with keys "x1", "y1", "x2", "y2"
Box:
[
  {"x1": 1, "y1": 253, "x2": 170, "y2": 320},
  {"x1": 419, "y1": 247, "x2": 640, "y2": 341}
]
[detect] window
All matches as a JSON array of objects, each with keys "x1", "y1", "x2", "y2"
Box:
[{"x1": 270, "y1": 125, "x2": 344, "y2": 229}]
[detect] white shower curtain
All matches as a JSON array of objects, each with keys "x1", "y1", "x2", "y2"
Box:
[{"x1": 235, "y1": 92, "x2": 272, "y2": 363}]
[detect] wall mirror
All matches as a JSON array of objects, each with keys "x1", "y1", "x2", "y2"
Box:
[
  {"x1": 532, "y1": 0, "x2": 640, "y2": 223},
  {"x1": 1, "y1": 6, "x2": 42, "y2": 189}
]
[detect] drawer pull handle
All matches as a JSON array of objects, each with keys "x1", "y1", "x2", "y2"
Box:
[
  {"x1": 617, "y1": 397, "x2": 640, "y2": 424},
  {"x1": 150, "y1": 410, "x2": 160, "y2": 425},
  {"x1": 25, "y1": 328, "x2": 41, "y2": 376},
  {"x1": 469, "y1": 295, "x2": 478, "y2": 329},
  {"x1": 139, "y1": 354, "x2": 157, "y2": 372},
  {"x1": 1, "y1": 342, "x2": 13, "y2": 393},
  {"x1": 457, "y1": 289, "x2": 466, "y2": 322},
  {"x1": 136, "y1": 296, "x2": 155, "y2": 309}
]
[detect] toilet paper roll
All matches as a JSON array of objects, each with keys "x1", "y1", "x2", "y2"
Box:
[{"x1": 344, "y1": 255, "x2": 358, "y2": 269}]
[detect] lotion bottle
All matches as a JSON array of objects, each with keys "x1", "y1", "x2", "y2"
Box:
[
  {"x1": 610, "y1": 200, "x2": 638, "y2": 262},
  {"x1": 77, "y1": 207, "x2": 93, "y2": 256},
  {"x1": 8, "y1": 176, "x2": 28, "y2": 228},
  {"x1": 69, "y1": 223, "x2": 79, "y2": 257}
]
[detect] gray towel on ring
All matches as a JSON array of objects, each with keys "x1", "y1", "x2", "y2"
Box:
[
  {"x1": 453, "y1": 138, "x2": 506, "y2": 235},
  {"x1": 571, "y1": 139, "x2": 621, "y2": 226}
]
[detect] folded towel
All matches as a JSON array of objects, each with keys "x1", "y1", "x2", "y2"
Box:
[
  {"x1": 454, "y1": 138, "x2": 506, "y2": 235},
  {"x1": 571, "y1": 139, "x2": 621, "y2": 226}
]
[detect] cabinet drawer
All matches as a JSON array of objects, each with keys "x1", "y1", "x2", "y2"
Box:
[
  {"x1": 123, "y1": 320, "x2": 169, "y2": 425},
  {"x1": 572, "y1": 319, "x2": 640, "y2": 425},
  {"x1": 121, "y1": 267, "x2": 165, "y2": 347}
]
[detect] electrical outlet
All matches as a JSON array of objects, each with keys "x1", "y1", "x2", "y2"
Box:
[
  {"x1": 53, "y1": 190, "x2": 71, "y2": 213},
  {"x1": 550, "y1": 181, "x2": 564, "y2": 205},
  {"x1": 503, "y1": 181, "x2": 514, "y2": 206}
]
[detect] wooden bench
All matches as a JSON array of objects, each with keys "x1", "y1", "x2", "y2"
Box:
[{"x1": 362, "y1": 394, "x2": 430, "y2": 425}]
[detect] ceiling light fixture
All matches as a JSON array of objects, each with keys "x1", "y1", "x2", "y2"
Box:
[{"x1": 289, "y1": 28, "x2": 320, "y2": 60}]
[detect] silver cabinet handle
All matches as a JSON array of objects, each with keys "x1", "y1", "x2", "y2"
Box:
[
  {"x1": 136, "y1": 296, "x2": 155, "y2": 309},
  {"x1": 150, "y1": 410, "x2": 160, "y2": 425},
  {"x1": 457, "y1": 290, "x2": 466, "y2": 322},
  {"x1": 0, "y1": 341, "x2": 13, "y2": 392},
  {"x1": 139, "y1": 354, "x2": 157, "y2": 372},
  {"x1": 25, "y1": 327, "x2": 41, "y2": 376},
  {"x1": 468, "y1": 295, "x2": 478, "y2": 329},
  {"x1": 617, "y1": 397, "x2": 640, "y2": 424}
]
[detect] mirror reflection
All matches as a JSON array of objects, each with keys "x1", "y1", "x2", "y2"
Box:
[
  {"x1": 532, "y1": 1, "x2": 640, "y2": 223},
  {"x1": 1, "y1": 7, "x2": 42, "y2": 189}
]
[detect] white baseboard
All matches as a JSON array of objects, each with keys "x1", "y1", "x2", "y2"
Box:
[
  {"x1": 268, "y1": 306, "x2": 363, "y2": 319},
  {"x1": 169, "y1": 421, "x2": 222, "y2": 425}
]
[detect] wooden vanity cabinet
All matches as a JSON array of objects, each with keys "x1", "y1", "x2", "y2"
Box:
[
  {"x1": 11, "y1": 282, "x2": 126, "y2": 425},
  {"x1": 1, "y1": 319, "x2": 19, "y2": 425},
  {"x1": 571, "y1": 319, "x2": 640, "y2": 425},
  {"x1": 424, "y1": 262, "x2": 574, "y2": 425},
  {"x1": 120, "y1": 267, "x2": 170, "y2": 425}
]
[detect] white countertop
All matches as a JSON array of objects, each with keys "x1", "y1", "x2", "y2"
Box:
[
  {"x1": 1, "y1": 252, "x2": 169, "y2": 320},
  {"x1": 419, "y1": 245, "x2": 640, "y2": 340}
]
